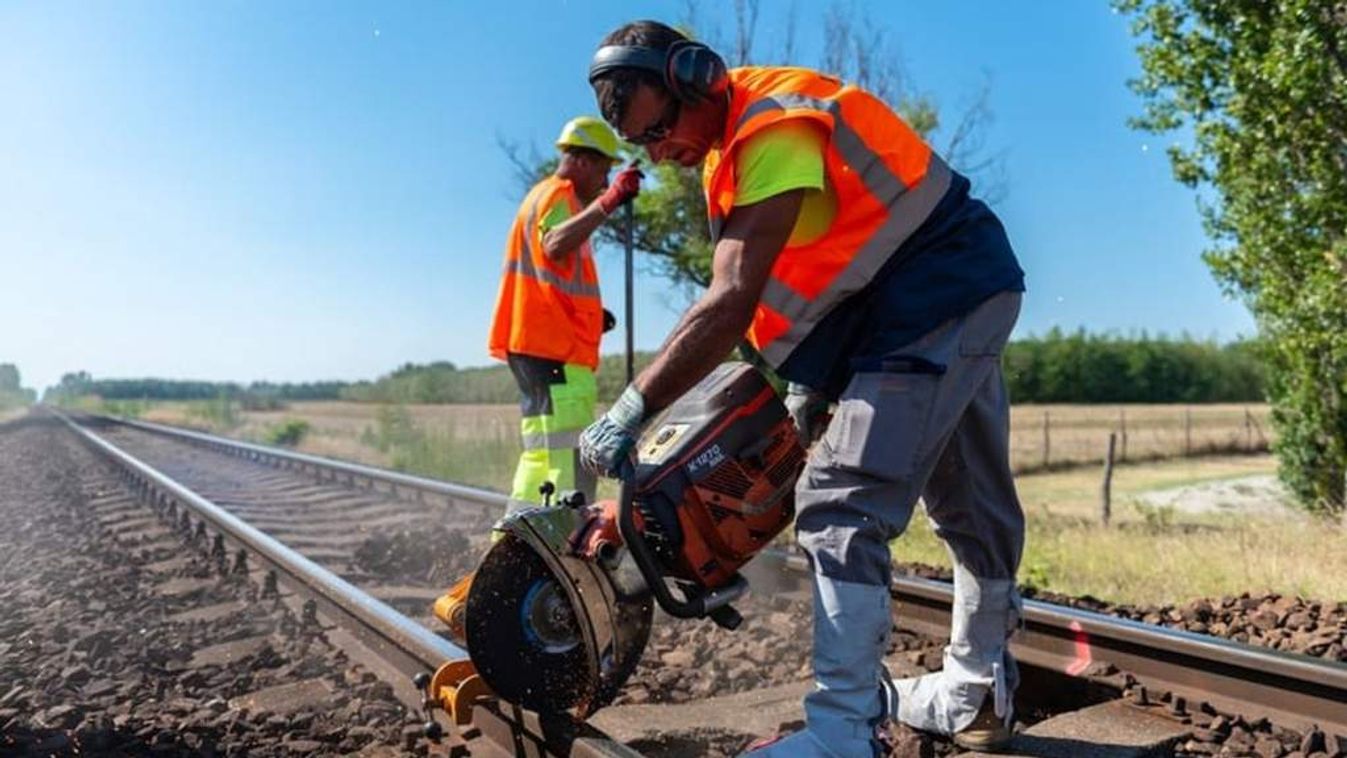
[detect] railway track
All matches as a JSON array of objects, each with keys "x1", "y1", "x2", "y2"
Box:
[
  {"x1": 46, "y1": 412, "x2": 1347, "y2": 756},
  {"x1": 48, "y1": 410, "x2": 637, "y2": 757}
]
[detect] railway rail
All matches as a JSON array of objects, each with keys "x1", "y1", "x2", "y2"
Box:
[
  {"x1": 52, "y1": 411, "x2": 1347, "y2": 753},
  {"x1": 50, "y1": 409, "x2": 637, "y2": 757}
]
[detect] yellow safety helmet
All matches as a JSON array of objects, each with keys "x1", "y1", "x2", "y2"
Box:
[{"x1": 555, "y1": 116, "x2": 622, "y2": 160}]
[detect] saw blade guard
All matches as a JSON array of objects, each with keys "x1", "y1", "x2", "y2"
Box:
[{"x1": 463, "y1": 506, "x2": 652, "y2": 718}]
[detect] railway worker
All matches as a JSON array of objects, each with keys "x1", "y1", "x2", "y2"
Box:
[
  {"x1": 433, "y1": 116, "x2": 641, "y2": 640},
  {"x1": 579, "y1": 21, "x2": 1027, "y2": 756},
  {"x1": 489, "y1": 115, "x2": 642, "y2": 510}
]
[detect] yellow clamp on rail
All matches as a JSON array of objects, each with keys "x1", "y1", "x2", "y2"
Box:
[
  {"x1": 426, "y1": 658, "x2": 493, "y2": 726},
  {"x1": 432, "y1": 573, "x2": 473, "y2": 641}
]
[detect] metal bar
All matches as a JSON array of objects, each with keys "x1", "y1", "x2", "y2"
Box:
[
  {"x1": 57, "y1": 410, "x2": 464, "y2": 671},
  {"x1": 624, "y1": 200, "x2": 635, "y2": 385},
  {"x1": 892, "y1": 576, "x2": 1347, "y2": 735},
  {"x1": 58, "y1": 410, "x2": 643, "y2": 756},
  {"x1": 114, "y1": 416, "x2": 508, "y2": 506}
]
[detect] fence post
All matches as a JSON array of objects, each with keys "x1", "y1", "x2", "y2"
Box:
[
  {"x1": 1119, "y1": 407, "x2": 1128, "y2": 462},
  {"x1": 1042, "y1": 410, "x2": 1051, "y2": 470},
  {"x1": 1245, "y1": 407, "x2": 1253, "y2": 452},
  {"x1": 1101, "y1": 432, "x2": 1117, "y2": 527},
  {"x1": 1184, "y1": 407, "x2": 1192, "y2": 457}
]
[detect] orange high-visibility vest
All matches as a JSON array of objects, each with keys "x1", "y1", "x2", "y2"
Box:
[
  {"x1": 703, "y1": 66, "x2": 952, "y2": 367},
  {"x1": 488, "y1": 175, "x2": 603, "y2": 369}
]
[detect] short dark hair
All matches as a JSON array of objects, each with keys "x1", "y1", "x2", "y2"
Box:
[{"x1": 591, "y1": 20, "x2": 689, "y2": 127}]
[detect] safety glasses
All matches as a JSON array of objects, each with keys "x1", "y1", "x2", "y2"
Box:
[{"x1": 623, "y1": 98, "x2": 681, "y2": 146}]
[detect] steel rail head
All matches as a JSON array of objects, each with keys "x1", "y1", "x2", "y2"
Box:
[
  {"x1": 53, "y1": 408, "x2": 466, "y2": 668},
  {"x1": 891, "y1": 574, "x2": 1347, "y2": 736},
  {"x1": 52, "y1": 409, "x2": 645, "y2": 757},
  {"x1": 113, "y1": 416, "x2": 510, "y2": 508}
]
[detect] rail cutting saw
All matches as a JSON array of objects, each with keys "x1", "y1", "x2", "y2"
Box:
[{"x1": 454, "y1": 362, "x2": 805, "y2": 717}]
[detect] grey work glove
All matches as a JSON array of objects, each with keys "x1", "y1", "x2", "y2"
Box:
[
  {"x1": 579, "y1": 385, "x2": 647, "y2": 480},
  {"x1": 784, "y1": 382, "x2": 830, "y2": 447}
]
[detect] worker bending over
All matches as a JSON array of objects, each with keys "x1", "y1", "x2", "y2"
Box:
[{"x1": 579, "y1": 21, "x2": 1026, "y2": 755}]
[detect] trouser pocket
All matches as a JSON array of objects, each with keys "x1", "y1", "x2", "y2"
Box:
[{"x1": 822, "y1": 362, "x2": 942, "y2": 481}]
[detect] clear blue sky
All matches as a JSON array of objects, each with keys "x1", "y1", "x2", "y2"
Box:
[{"x1": 1, "y1": 1, "x2": 1253, "y2": 393}]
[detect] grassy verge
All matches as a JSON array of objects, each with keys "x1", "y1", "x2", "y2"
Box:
[{"x1": 892, "y1": 455, "x2": 1347, "y2": 605}]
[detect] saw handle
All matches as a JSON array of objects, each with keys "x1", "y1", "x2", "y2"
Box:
[{"x1": 616, "y1": 478, "x2": 747, "y2": 626}]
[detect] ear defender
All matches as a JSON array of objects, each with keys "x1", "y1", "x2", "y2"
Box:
[
  {"x1": 664, "y1": 40, "x2": 728, "y2": 104},
  {"x1": 588, "y1": 40, "x2": 728, "y2": 105}
]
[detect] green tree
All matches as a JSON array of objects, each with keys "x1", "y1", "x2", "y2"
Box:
[
  {"x1": 0, "y1": 364, "x2": 20, "y2": 393},
  {"x1": 0, "y1": 364, "x2": 35, "y2": 409},
  {"x1": 1117, "y1": 0, "x2": 1347, "y2": 512}
]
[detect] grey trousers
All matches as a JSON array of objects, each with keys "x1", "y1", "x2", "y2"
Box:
[{"x1": 796, "y1": 290, "x2": 1025, "y2": 587}]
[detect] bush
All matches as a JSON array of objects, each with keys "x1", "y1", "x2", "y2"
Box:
[
  {"x1": 264, "y1": 419, "x2": 310, "y2": 447},
  {"x1": 187, "y1": 394, "x2": 239, "y2": 431}
]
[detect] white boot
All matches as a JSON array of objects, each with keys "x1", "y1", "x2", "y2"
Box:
[
  {"x1": 743, "y1": 576, "x2": 893, "y2": 757},
  {"x1": 893, "y1": 564, "x2": 1020, "y2": 740}
]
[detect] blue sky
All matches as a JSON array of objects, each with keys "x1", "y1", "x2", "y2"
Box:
[{"x1": 1, "y1": 1, "x2": 1253, "y2": 393}]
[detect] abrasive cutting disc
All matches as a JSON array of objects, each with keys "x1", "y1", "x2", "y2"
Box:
[{"x1": 464, "y1": 533, "x2": 595, "y2": 715}]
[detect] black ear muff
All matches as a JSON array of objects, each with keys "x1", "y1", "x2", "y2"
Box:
[
  {"x1": 589, "y1": 41, "x2": 728, "y2": 105},
  {"x1": 665, "y1": 40, "x2": 728, "y2": 104},
  {"x1": 588, "y1": 45, "x2": 668, "y2": 83}
]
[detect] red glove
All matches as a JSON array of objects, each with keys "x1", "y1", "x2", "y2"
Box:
[{"x1": 598, "y1": 165, "x2": 643, "y2": 215}]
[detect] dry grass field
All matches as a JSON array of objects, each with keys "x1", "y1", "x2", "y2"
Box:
[
  {"x1": 126, "y1": 399, "x2": 1347, "y2": 606},
  {"x1": 142, "y1": 400, "x2": 1274, "y2": 473},
  {"x1": 894, "y1": 454, "x2": 1347, "y2": 605},
  {"x1": 1009, "y1": 403, "x2": 1271, "y2": 471}
]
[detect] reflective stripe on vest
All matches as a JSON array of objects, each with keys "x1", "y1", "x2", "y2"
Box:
[
  {"x1": 708, "y1": 87, "x2": 952, "y2": 366},
  {"x1": 487, "y1": 174, "x2": 603, "y2": 369},
  {"x1": 760, "y1": 156, "x2": 950, "y2": 366},
  {"x1": 521, "y1": 428, "x2": 583, "y2": 451}
]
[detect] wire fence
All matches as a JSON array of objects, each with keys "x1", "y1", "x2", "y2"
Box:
[{"x1": 1009, "y1": 403, "x2": 1272, "y2": 474}]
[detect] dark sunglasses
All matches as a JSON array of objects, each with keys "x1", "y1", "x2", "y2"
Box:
[{"x1": 624, "y1": 98, "x2": 681, "y2": 146}]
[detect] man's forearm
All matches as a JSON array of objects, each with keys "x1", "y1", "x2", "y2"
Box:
[
  {"x1": 627, "y1": 189, "x2": 802, "y2": 417},
  {"x1": 541, "y1": 203, "x2": 608, "y2": 260},
  {"x1": 634, "y1": 285, "x2": 756, "y2": 413}
]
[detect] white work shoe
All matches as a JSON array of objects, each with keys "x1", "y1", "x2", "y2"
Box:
[{"x1": 893, "y1": 565, "x2": 1020, "y2": 738}]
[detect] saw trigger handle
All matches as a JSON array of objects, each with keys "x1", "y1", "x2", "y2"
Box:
[{"x1": 617, "y1": 479, "x2": 748, "y2": 622}]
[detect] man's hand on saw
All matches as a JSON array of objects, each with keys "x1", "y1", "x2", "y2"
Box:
[
  {"x1": 579, "y1": 385, "x2": 647, "y2": 479},
  {"x1": 784, "y1": 382, "x2": 831, "y2": 447}
]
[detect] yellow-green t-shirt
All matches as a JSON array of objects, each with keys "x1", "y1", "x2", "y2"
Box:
[
  {"x1": 538, "y1": 199, "x2": 573, "y2": 235},
  {"x1": 733, "y1": 121, "x2": 836, "y2": 247}
]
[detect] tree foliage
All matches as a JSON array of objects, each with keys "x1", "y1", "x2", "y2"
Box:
[
  {"x1": 0, "y1": 363, "x2": 36, "y2": 410},
  {"x1": 340, "y1": 353, "x2": 660, "y2": 405},
  {"x1": 42, "y1": 373, "x2": 347, "y2": 407},
  {"x1": 1003, "y1": 331, "x2": 1264, "y2": 404},
  {"x1": 337, "y1": 335, "x2": 1261, "y2": 405},
  {"x1": 1117, "y1": 0, "x2": 1347, "y2": 513}
]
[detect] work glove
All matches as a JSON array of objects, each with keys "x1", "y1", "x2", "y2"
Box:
[
  {"x1": 784, "y1": 382, "x2": 831, "y2": 448},
  {"x1": 597, "y1": 164, "x2": 643, "y2": 215},
  {"x1": 602, "y1": 308, "x2": 616, "y2": 333},
  {"x1": 579, "y1": 385, "x2": 646, "y2": 480}
]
